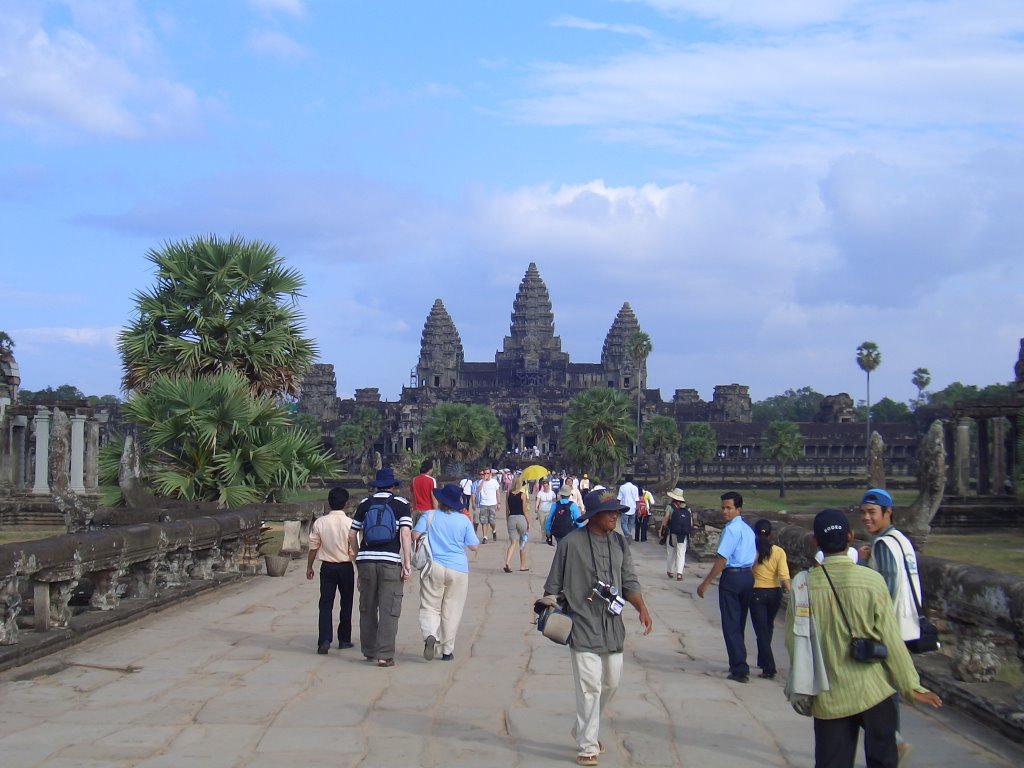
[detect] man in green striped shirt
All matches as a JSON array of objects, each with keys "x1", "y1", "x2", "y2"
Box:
[{"x1": 786, "y1": 509, "x2": 941, "y2": 768}]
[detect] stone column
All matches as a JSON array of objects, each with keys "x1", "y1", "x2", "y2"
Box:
[
  {"x1": 991, "y1": 417, "x2": 1008, "y2": 494},
  {"x1": 13, "y1": 415, "x2": 27, "y2": 488},
  {"x1": 70, "y1": 414, "x2": 86, "y2": 492},
  {"x1": 976, "y1": 418, "x2": 990, "y2": 495},
  {"x1": 954, "y1": 418, "x2": 972, "y2": 496},
  {"x1": 32, "y1": 407, "x2": 51, "y2": 495},
  {"x1": 84, "y1": 420, "x2": 100, "y2": 489}
]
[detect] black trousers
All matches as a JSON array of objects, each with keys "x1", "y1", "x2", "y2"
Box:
[
  {"x1": 634, "y1": 515, "x2": 650, "y2": 541},
  {"x1": 814, "y1": 696, "x2": 899, "y2": 768},
  {"x1": 718, "y1": 568, "x2": 753, "y2": 677},
  {"x1": 750, "y1": 586, "x2": 783, "y2": 675},
  {"x1": 318, "y1": 561, "x2": 354, "y2": 646}
]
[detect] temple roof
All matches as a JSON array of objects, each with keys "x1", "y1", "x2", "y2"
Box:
[
  {"x1": 419, "y1": 299, "x2": 463, "y2": 358},
  {"x1": 601, "y1": 302, "x2": 643, "y2": 366},
  {"x1": 508, "y1": 262, "x2": 555, "y2": 340}
]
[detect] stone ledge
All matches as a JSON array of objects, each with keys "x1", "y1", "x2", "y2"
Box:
[{"x1": 0, "y1": 572, "x2": 249, "y2": 676}]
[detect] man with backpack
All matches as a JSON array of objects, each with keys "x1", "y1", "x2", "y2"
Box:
[
  {"x1": 349, "y1": 467, "x2": 413, "y2": 667},
  {"x1": 659, "y1": 487, "x2": 692, "y2": 581},
  {"x1": 545, "y1": 484, "x2": 582, "y2": 544}
]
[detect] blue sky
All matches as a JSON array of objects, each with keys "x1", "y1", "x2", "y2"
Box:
[{"x1": 3, "y1": 0, "x2": 1023, "y2": 406}]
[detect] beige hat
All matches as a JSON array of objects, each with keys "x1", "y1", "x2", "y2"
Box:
[
  {"x1": 667, "y1": 487, "x2": 686, "y2": 503},
  {"x1": 557, "y1": 484, "x2": 573, "y2": 498}
]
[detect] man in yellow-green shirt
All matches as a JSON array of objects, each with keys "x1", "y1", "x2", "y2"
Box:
[{"x1": 786, "y1": 509, "x2": 941, "y2": 767}]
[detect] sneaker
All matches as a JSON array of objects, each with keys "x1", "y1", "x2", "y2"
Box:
[
  {"x1": 317, "y1": 643, "x2": 329, "y2": 655},
  {"x1": 726, "y1": 672, "x2": 749, "y2": 683},
  {"x1": 758, "y1": 671, "x2": 775, "y2": 680},
  {"x1": 338, "y1": 641, "x2": 354, "y2": 649},
  {"x1": 897, "y1": 742, "x2": 914, "y2": 767},
  {"x1": 441, "y1": 653, "x2": 454, "y2": 661},
  {"x1": 482, "y1": 536, "x2": 487, "y2": 544},
  {"x1": 424, "y1": 635, "x2": 437, "y2": 661}
]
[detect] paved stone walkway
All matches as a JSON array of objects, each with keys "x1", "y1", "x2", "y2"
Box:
[{"x1": 2, "y1": 530, "x2": 1023, "y2": 767}]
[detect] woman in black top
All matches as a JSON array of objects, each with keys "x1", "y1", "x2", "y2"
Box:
[{"x1": 503, "y1": 474, "x2": 530, "y2": 572}]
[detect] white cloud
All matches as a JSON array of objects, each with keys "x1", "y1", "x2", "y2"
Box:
[
  {"x1": 0, "y1": 2, "x2": 200, "y2": 139},
  {"x1": 248, "y1": 0, "x2": 306, "y2": 17},
  {"x1": 12, "y1": 327, "x2": 120, "y2": 348},
  {"x1": 624, "y1": 0, "x2": 862, "y2": 28},
  {"x1": 247, "y1": 29, "x2": 310, "y2": 60},
  {"x1": 551, "y1": 14, "x2": 657, "y2": 40}
]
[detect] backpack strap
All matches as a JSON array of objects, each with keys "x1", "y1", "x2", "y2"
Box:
[{"x1": 884, "y1": 533, "x2": 924, "y2": 616}]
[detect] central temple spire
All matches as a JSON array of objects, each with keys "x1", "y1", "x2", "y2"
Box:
[{"x1": 508, "y1": 262, "x2": 555, "y2": 340}]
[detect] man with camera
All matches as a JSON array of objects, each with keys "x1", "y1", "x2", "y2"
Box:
[
  {"x1": 543, "y1": 489, "x2": 653, "y2": 766},
  {"x1": 787, "y1": 509, "x2": 940, "y2": 768}
]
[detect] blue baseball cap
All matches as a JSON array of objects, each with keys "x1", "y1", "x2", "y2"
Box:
[{"x1": 860, "y1": 488, "x2": 893, "y2": 508}]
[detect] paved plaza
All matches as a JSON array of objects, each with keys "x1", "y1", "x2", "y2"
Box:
[{"x1": 2, "y1": 531, "x2": 1022, "y2": 767}]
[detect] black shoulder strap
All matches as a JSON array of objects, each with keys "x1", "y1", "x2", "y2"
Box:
[{"x1": 820, "y1": 564, "x2": 855, "y2": 639}]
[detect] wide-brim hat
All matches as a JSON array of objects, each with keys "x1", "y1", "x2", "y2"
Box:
[
  {"x1": 578, "y1": 489, "x2": 628, "y2": 523},
  {"x1": 432, "y1": 483, "x2": 466, "y2": 511},
  {"x1": 667, "y1": 487, "x2": 686, "y2": 503},
  {"x1": 368, "y1": 467, "x2": 400, "y2": 488}
]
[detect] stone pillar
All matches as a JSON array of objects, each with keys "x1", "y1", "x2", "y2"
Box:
[
  {"x1": 84, "y1": 420, "x2": 100, "y2": 489},
  {"x1": 32, "y1": 407, "x2": 51, "y2": 495},
  {"x1": 33, "y1": 582, "x2": 51, "y2": 632},
  {"x1": 954, "y1": 418, "x2": 972, "y2": 496},
  {"x1": 976, "y1": 418, "x2": 990, "y2": 495},
  {"x1": 991, "y1": 417, "x2": 1008, "y2": 494},
  {"x1": 70, "y1": 414, "x2": 86, "y2": 492}
]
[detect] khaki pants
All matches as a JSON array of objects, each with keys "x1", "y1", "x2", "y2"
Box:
[
  {"x1": 569, "y1": 649, "x2": 623, "y2": 757},
  {"x1": 417, "y1": 563, "x2": 469, "y2": 655},
  {"x1": 357, "y1": 561, "x2": 404, "y2": 660},
  {"x1": 666, "y1": 535, "x2": 688, "y2": 575}
]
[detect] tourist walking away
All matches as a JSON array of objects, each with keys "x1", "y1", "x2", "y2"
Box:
[
  {"x1": 543, "y1": 489, "x2": 653, "y2": 766},
  {"x1": 858, "y1": 488, "x2": 926, "y2": 764},
  {"x1": 547, "y1": 483, "x2": 582, "y2": 544},
  {"x1": 535, "y1": 478, "x2": 556, "y2": 529},
  {"x1": 477, "y1": 467, "x2": 501, "y2": 543},
  {"x1": 579, "y1": 473, "x2": 591, "y2": 494},
  {"x1": 504, "y1": 473, "x2": 531, "y2": 572},
  {"x1": 306, "y1": 487, "x2": 356, "y2": 654},
  {"x1": 349, "y1": 468, "x2": 413, "y2": 667},
  {"x1": 410, "y1": 459, "x2": 437, "y2": 523},
  {"x1": 658, "y1": 486, "x2": 691, "y2": 580},
  {"x1": 616, "y1": 475, "x2": 639, "y2": 541},
  {"x1": 413, "y1": 483, "x2": 480, "y2": 661},
  {"x1": 459, "y1": 475, "x2": 473, "y2": 511},
  {"x1": 750, "y1": 519, "x2": 791, "y2": 679},
  {"x1": 633, "y1": 486, "x2": 654, "y2": 542},
  {"x1": 787, "y1": 509, "x2": 941, "y2": 768},
  {"x1": 697, "y1": 491, "x2": 755, "y2": 682}
]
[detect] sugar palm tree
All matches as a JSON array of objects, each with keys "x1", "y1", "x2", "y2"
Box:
[
  {"x1": 627, "y1": 331, "x2": 652, "y2": 456},
  {"x1": 682, "y1": 422, "x2": 717, "y2": 476},
  {"x1": 642, "y1": 415, "x2": 680, "y2": 483},
  {"x1": 563, "y1": 387, "x2": 636, "y2": 480},
  {"x1": 912, "y1": 367, "x2": 931, "y2": 407},
  {"x1": 856, "y1": 341, "x2": 882, "y2": 458},
  {"x1": 763, "y1": 420, "x2": 804, "y2": 498},
  {"x1": 421, "y1": 403, "x2": 506, "y2": 468},
  {"x1": 119, "y1": 235, "x2": 318, "y2": 398}
]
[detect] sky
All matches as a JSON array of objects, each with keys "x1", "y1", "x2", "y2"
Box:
[{"x1": 3, "y1": 0, "x2": 1023, "y2": 407}]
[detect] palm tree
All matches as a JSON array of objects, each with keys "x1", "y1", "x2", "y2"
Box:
[
  {"x1": 627, "y1": 331, "x2": 652, "y2": 456},
  {"x1": 642, "y1": 415, "x2": 680, "y2": 483},
  {"x1": 856, "y1": 341, "x2": 882, "y2": 459},
  {"x1": 763, "y1": 420, "x2": 804, "y2": 498},
  {"x1": 912, "y1": 367, "x2": 931, "y2": 407},
  {"x1": 118, "y1": 235, "x2": 318, "y2": 398},
  {"x1": 0, "y1": 331, "x2": 13, "y2": 352},
  {"x1": 120, "y1": 370, "x2": 339, "y2": 507},
  {"x1": 682, "y1": 422, "x2": 717, "y2": 476},
  {"x1": 333, "y1": 423, "x2": 364, "y2": 468},
  {"x1": 562, "y1": 388, "x2": 636, "y2": 480},
  {"x1": 421, "y1": 403, "x2": 506, "y2": 469}
]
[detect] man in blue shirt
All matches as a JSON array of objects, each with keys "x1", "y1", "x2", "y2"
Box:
[{"x1": 697, "y1": 491, "x2": 756, "y2": 682}]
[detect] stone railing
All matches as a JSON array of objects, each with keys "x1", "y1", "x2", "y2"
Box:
[{"x1": 0, "y1": 508, "x2": 261, "y2": 646}]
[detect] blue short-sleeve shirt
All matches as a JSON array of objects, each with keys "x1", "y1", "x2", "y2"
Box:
[
  {"x1": 413, "y1": 510, "x2": 479, "y2": 573},
  {"x1": 717, "y1": 515, "x2": 756, "y2": 568}
]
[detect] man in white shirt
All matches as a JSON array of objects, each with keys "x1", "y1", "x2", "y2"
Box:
[
  {"x1": 476, "y1": 468, "x2": 501, "y2": 543},
  {"x1": 306, "y1": 487, "x2": 356, "y2": 654},
  {"x1": 617, "y1": 475, "x2": 640, "y2": 541}
]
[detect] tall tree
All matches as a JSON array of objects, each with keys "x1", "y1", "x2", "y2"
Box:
[
  {"x1": 0, "y1": 331, "x2": 13, "y2": 352},
  {"x1": 911, "y1": 367, "x2": 931, "y2": 407},
  {"x1": 333, "y1": 423, "x2": 364, "y2": 468},
  {"x1": 751, "y1": 387, "x2": 825, "y2": 422},
  {"x1": 763, "y1": 420, "x2": 804, "y2": 498},
  {"x1": 642, "y1": 415, "x2": 681, "y2": 483},
  {"x1": 681, "y1": 422, "x2": 717, "y2": 476},
  {"x1": 563, "y1": 387, "x2": 636, "y2": 480},
  {"x1": 856, "y1": 341, "x2": 882, "y2": 458},
  {"x1": 871, "y1": 397, "x2": 913, "y2": 423},
  {"x1": 627, "y1": 331, "x2": 652, "y2": 456},
  {"x1": 120, "y1": 370, "x2": 338, "y2": 507},
  {"x1": 420, "y1": 403, "x2": 505, "y2": 469},
  {"x1": 118, "y1": 235, "x2": 318, "y2": 398}
]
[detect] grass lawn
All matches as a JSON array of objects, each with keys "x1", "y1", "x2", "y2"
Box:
[
  {"x1": 921, "y1": 532, "x2": 1024, "y2": 578},
  {"x1": 680, "y1": 487, "x2": 856, "y2": 514}
]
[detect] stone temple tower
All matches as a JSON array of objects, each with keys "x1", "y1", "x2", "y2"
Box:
[
  {"x1": 495, "y1": 263, "x2": 569, "y2": 388},
  {"x1": 416, "y1": 299, "x2": 464, "y2": 391},
  {"x1": 601, "y1": 302, "x2": 646, "y2": 390}
]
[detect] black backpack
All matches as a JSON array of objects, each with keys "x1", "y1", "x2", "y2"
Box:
[
  {"x1": 549, "y1": 498, "x2": 576, "y2": 540},
  {"x1": 363, "y1": 496, "x2": 398, "y2": 545},
  {"x1": 668, "y1": 504, "x2": 692, "y2": 538}
]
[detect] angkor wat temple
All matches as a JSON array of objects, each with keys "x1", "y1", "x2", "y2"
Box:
[{"x1": 297, "y1": 263, "x2": 928, "y2": 477}]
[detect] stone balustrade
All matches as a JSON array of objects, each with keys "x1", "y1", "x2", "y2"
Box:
[{"x1": 0, "y1": 508, "x2": 261, "y2": 645}]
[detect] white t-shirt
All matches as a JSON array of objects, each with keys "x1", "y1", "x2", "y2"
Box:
[
  {"x1": 815, "y1": 547, "x2": 859, "y2": 565},
  {"x1": 617, "y1": 482, "x2": 639, "y2": 515},
  {"x1": 535, "y1": 489, "x2": 555, "y2": 515},
  {"x1": 478, "y1": 477, "x2": 500, "y2": 506},
  {"x1": 459, "y1": 478, "x2": 473, "y2": 496}
]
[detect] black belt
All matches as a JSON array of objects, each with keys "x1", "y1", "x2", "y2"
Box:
[{"x1": 723, "y1": 566, "x2": 752, "y2": 572}]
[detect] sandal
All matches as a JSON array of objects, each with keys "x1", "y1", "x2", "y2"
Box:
[
  {"x1": 576, "y1": 755, "x2": 598, "y2": 766},
  {"x1": 667, "y1": 572, "x2": 673, "y2": 579},
  {"x1": 520, "y1": 568, "x2": 530, "y2": 572},
  {"x1": 676, "y1": 574, "x2": 683, "y2": 580},
  {"x1": 503, "y1": 565, "x2": 512, "y2": 573},
  {"x1": 377, "y1": 658, "x2": 395, "y2": 667}
]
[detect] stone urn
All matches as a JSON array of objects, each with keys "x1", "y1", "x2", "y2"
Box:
[{"x1": 264, "y1": 555, "x2": 290, "y2": 577}]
